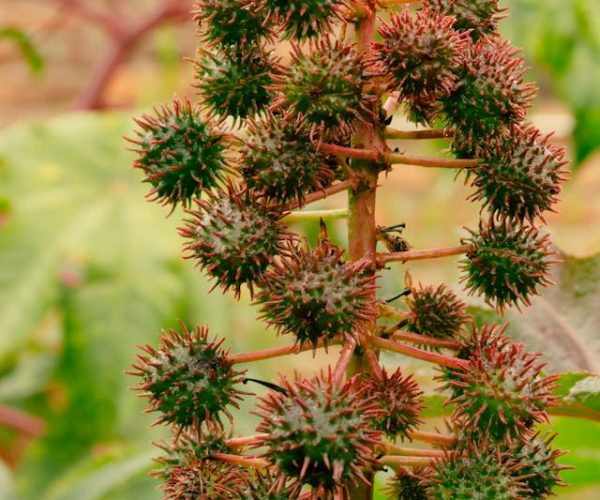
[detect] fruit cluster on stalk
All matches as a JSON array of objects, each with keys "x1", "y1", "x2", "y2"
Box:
[{"x1": 127, "y1": 0, "x2": 570, "y2": 498}]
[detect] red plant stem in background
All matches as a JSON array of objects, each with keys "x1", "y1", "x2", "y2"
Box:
[
  {"x1": 380, "y1": 455, "x2": 436, "y2": 468},
  {"x1": 391, "y1": 330, "x2": 463, "y2": 350},
  {"x1": 0, "y1": 404, "x2": 46, "y2": 438},
  {"x1": 408, "y1": 429, "x2": 457, "y2": 446},
  {"x1": 379, "y1": 244, "x2": 471, "y2": 265},
  {"x1": 333, "y1": 338, "x2": 358, "y2": 383},
  {"x1": 369, "y1": 336, "x2": 468, "y2": 370},
  {"x1": 226, "y1": 434, "x2": 267, "y2": 448},
  {"x1": 385, "y1": 127, "x2": 455, "y2": 140},
  {"x1": 382, "y1": 442, "x2": 446, "y2": 458},
  {"x1": 213, "y1": 452, "x2": 268, "y2": 469},
  {"x1": 228, "y1": 340, "x2": 336, "y2": 364},
  {"x1": 285, "y1": 179, "x2": 354, "y2": 211}
]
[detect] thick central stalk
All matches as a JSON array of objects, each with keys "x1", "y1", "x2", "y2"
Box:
[{"x1": 347, "y1": 3, "x2": 385, "y2": 499}]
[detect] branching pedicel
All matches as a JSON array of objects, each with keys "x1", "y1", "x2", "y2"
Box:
[{"x1": 127, "y1": 1, "x2": 570, "y2": 498}]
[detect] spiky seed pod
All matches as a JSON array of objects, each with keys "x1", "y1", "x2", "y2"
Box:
[
  {"x1": 386, "y1": 468, "x2": 431, "y2": 500},
  {"x1": 510, "y1": 433, "x2": 567, "y2": 498},
  {"x1": 240, "y1": 112, "x2": 338, "y2": 206},
  {"x1": 429, "y1": 442, "x2": 527, "y2": 499},
  {"x1": 129, "y1": 323, "x2": 246, "y2": 429},
  {"x1": 405, "y1": 95, "x2": 441, "y2": 127},
  {"x1": 193, "y1": 0, "x2": 272, "y2": 47},
  {"x1": 256, "y1": 231, "x2": 377, "y2": 349},
  {"x1": 422, "y1": 0, "x2": 505, "y2": 41},
  {"x1": 374, "y1": 9, "x2": 469, "y2": 102},
  {"x1": 405, "y1": 283, "x2": 470, "y2": 343},
  {"x1": 469, "y1": 123, "x2": 569, "y2": 222},
  {"x1": 242, "y1": 470, "x2": 302, "y2": 499},
  {"x1": 444, "y1": 331, "x2": 559, "y2": 443},
  {"x1": 180, "y1": 184, "x2": 291, "y2": 298},
  {"x1": 443, "y1": 38, "x2": 536, "y2": 150},
  {"x1": 128, "y1": 97, "x2": 228, "y2": 207},
  {"x1": 254, "y1": 0, "x2": 346, "y2": 39},
  {"x1": 254, "y1": 371, "x2": 383, "y2": 496},
  {"x1": 163, "y1": 460, "x2": 249, "y2": 500},
  {"x1": 195, "y1": 47, "x2": 274, "y2": 121},
  {"x1": 461, "y1": 220, "x2": 554, "y2": 312},
  {"x1": 271, "y1": 38, "x2": 372, "y2": 136},
  {"x1": 362, "y1": 368, "x2": 423, "y2": 440}
]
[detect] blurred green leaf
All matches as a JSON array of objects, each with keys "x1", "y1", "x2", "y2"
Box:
[
  {"x1": 0, "y1": 26, "x2": 44, "y2": 75},
  {"x1": 553, "y1": 372, "x2": 600, "y2": 420},
  {"x1": 0, "y1": 458, "x2": 17, "y2": 500}
]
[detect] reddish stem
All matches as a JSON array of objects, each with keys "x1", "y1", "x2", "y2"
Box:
[
  {"x1": 228, "y1": 340, "x2": 335, "y2": 364},
  {"x1": 284, "y1": 179, "x2": 354, "y2": 211},
  {"x1": 385, "y1": 127, "x2": 455, "y2": 140},
  {"x1": 213, "y1": 452, "x2": 268, "y2": 469},
  {"x1": 51, "y1": 0, "x2": 126, "y2": 38},
  {"x1": 379, "y1": 244, "x2": 470, "y2": 265},
  {"x1": 380, "y1": 455, "x2": 435, "y2": 468},
  {"x1": 369, "y1": 336, "x2": 468, "y2": 370},
  {"x1": 382, "y1": 442, "x2": 446, "y2": 458},
  {"x1": 408, "y1": 429, "x2": 457, "y2": 446},
  {"x1": 0, "y1": 404, "x2": 46, "y2": 438},
  {"x1": 333, "y1": 338, "x2": 358, "y2": 383},
  {"x1": 391, "y1": 331, "x2": 462, "y2": 350},
  {"x1": 225, "y1": 434, "x2": 267, "y2": 448}
]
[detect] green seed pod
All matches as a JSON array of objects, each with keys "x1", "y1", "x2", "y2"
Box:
[
  {"x1": 405, "y1": 283, "x2": 470, "y2": 344},
  {"x1": 442, "y1": 38, "x2": 536, "y2": 150},
  {"x1": 180, "y1": 183, "x2": 291, "y2": 298},
  {"x1": 195, "y1": 46, "x2": 274, "y2": 121},
  {"x1": 163, "y1": 460, "x2": 249, "y2": 500},
  {"x1": 130, "y1": 323, "x2": 246, "y2": 429},
  {"x1": 194, "y1": 0, "x2": 272, "y2": 47},
  {"x1": 272, "y1": 38, "x2": 371, "y2": 136},
  {"x1": 128, "y1": 97, "x2": 228, "y2": 207},
  {"x1": 444, "y1": 328, "x2": 558, "y2": 442},
  {"x1": 511, "y1": 433, "x2": 568, "y2": 498},
  {"x1": 461, "y1": 220, "x2": 553, "y2": 312},
  {"x1": 254, "y1": 371, "x2": 383, "y2": 496},
  {"x1": 256, "y1": 227, "x2": 377, "y2": 349},
  {"x1": 362, "y1": 368, "x2": 423, "y2": 440},
  {"x1": 469, "y1": 123, "x2": 569, "y2": 223},
  {"x1": 254, "y1": 0, "x2": 346, "y2": 39},
  {"x1": 422, "y1": 0, "x2": 505, "y2": 41},
  {"x1": 240, "y1": 112, "x2": 338, "y2": 206},
  {"x1": 374, "y1": 8, "x2": 469, "y2": 102},
  {"x1": 386, "y1": 468, "x2": 431, "y2": 500},
  {"x1": 429, "y1": 442, "x2": 527, "y2": 499}
]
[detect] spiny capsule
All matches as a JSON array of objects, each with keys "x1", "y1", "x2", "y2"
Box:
[
  {"x1": 253, "y1": 371, "x2": 383, "y2": 497},
  {"x1": 242, "y1": 469, "x2": 302, "y2": 499},
  {"x1": 386, "y1": 468, "x2": 431, "y2": 500},
  {"x1": 469, "y1": 123, "x2": 569, "y2": 223},
  {"x1": 444, "y1": 327, "x2": 558, "y2": 443},
  {"x1": 129, "y1": 323, "x2": 247, "y2": 429},
  {"x1": 193, "y1": 0, "x2": 272, "y2": 47},
  {"x1": 374, "y1": 8, "x2": 469, "y2": 119},
  {"x1": 253, "y1": 0, "x2": 346, "y2": 39},
  {"x1": 362, "y1": 368, "x2": 424, "y2": 440},
  {"x1": 429, "y1": 441, "x2": 527, "y2": 499},
  {"x1": 461, "y1": 220, "x2": 554, "y2": 312},
  {"x1": 180, "y1": 183, "x2": 291, "y2": 298},
  {"x1": 195, "y1": 46, "x2": 274, "y2": 121},
  {"x1": 405, "y1": 283, "x2": 470, "y2": 344},
  {"x1": 256, "y1": 227, "x2": 377, "y2": 349},
  {"x1": 271, "y1": 38, "x2": 372, "y2": 136},
  {"x1": 128, "y1": 97, "x2": 228, "y2": 207},
  {"x1": 240, "y1": 112, "x2": 338, "y2": 206},
  {"x1": 443, "y1": 38, "x2": 536, "y2": 150},
  {"x1": 422, "y1": 0, "x2": 506, "y2": 41}
]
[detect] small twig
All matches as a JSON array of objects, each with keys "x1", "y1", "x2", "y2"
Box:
[
  {"x1": 379, "y1": 244, "x2": 470, "y2": 265},
  {"x1": 284, "y1": 209, "x2": 348, "y2": 223},
  {"x1": 285, "y1": 179, "x2": 355, "y2": 211},
  {"x1": 381, "y1": 442, "x2": 446, "y2": 458},
  {"x1": 213, "y1": 452, "x2": 268, "y2": 469},
  {"x1": 50, "y1": 0, "x2": 126, "y2": 38},
  {"x1": 391, "y1": 331, "x2": 463, "y2": 350},
  {"x1": 225, "y1": 434, "x2": 267, "y2": 448},
  {"x1": 385, "y1": 127, "x2": 455, "y2": 140},
  {"x1": 377, "y1": 303, "x2": 409, "y2": 320},
  {"x1": 369, "y1": 336, "x2": 468, "y2": 370},
  {"x1": 0, "y1": 404, "x2": 47, "y2": 438},
  {"x1": 380, "y1": 455, "x2": 436, "y2": 468},
  {"x1": 333, "y1": 338, "x2": 358, "y2": 383},
  {"x1": 228, "y1": 339, "x2": 336, "y2": 364},
  {"x1": 408, "y1": 429, "x2": 457, "y2": 446}
]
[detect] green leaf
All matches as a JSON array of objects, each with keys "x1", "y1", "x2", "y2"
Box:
[
  {"x1": 0, "y1": 458, "x2": 17, "y2": 500},
  {"x1": 553, "y1": 372, "x2": 600, "y2": 421},
  {"x1": 0, "y1": 26, "x2": 44, "y2": 75}
]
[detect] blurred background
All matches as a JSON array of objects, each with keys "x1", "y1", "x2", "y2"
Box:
[{"x1": 1, "y1": 0, "x2": 599, "y2": 498}]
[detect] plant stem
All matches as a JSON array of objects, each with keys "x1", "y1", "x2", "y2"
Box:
[
  {"x1": 391, "y1": 331, "x2": 463, "y2": 350},
  {"x1": 369, "y1": 336, "x2": 468, "y2": 370},
  {"x1": 380, "y1": 455, "x2": 436, "y2": 468},
  {"x1": 385, "y1": 127, "x2": 455, "y2": 140},
  {"x1": 0, "y1": 404, "x2": 46, "y2": 438},
  {"x1": 379, "y1": 244, "x2": 470, "y2": 264},
  {"x1": 285, "y1": 179, "x2": 354, "y2": 211},
  {"x1": 213, "y1": 452, "x2": 268, "y2": 469},
  {"x1": 226, "y1": 434, "x2": 267, "y2": 448},
  {"x1": 408, "y1": 429, "x2": 457, "y2": 446},
  {"x1": 381, "y1": 442, "x2": 446, "y2": 458},
  {"x1": 228, "y1": 340, "x2": 337, "y2": 364},
  {"x1": 284, "y1": 208, "x2": 348, "y2": 222},
  {"x1": 333, "y1": 338, "x2": 358, "y2": 383}
]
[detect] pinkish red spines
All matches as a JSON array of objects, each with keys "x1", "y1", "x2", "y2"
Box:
[
  {"x1": 444, "y1": 329, "x2": 559, "y2": 443},
  {"x1": 270, "y1": 37, "x2": 373, "y2": 136},
  {"x1": 180, "y1": 183, "x2": 291, "y2": 298},
  {"x1": 243, "y1": 469, "x2": 303, "y2": 499},
  {"x1": 443, "y1": 38, "x2": 536, "y2": 149},
  {"x1": 256, "y1": 232, "x2": 378, "y2": 349},
  {"x1": 469, "y1": 123, "x2": 569, "y2": 223},
  {"x1": 461, "y1": 220, "x2": 554, "y2": 312},
  {"x1": 362, "y1": 367, "x2": 424, "y2": 440},
  {"x1": 253, "y1": 371, "x2": 383, "y2": 496},
  {"x1": 239, "y1": 112, "x2": 339, "y2": 206},
  {"x1": 127, "y1": 97, "x2": 228, "y2": 207},
  {"x1": 129, "y1": 323, "x2": 247, "y2": 430},
  {"x1": 405, "y1": 283, "x2": 470, "y2": 344},
  {"x1": 374, "y1": 8, "x2": 470, "y2": 117},
  {"x1": 422, "y1": 0, "x2": 506, "y2": 41},
  {"x1": 386, "y1": 467, "x2": 431, "y2": 500}
]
